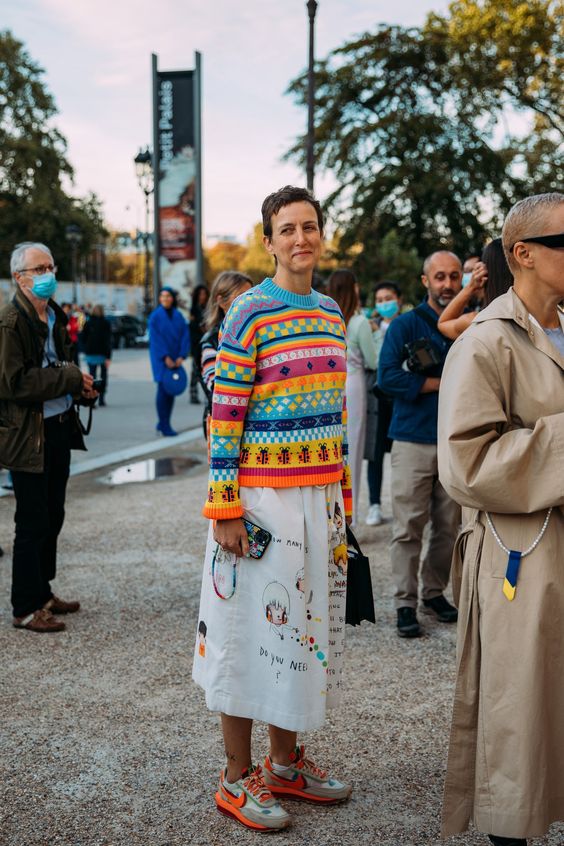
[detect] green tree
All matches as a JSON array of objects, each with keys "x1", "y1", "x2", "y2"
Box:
[
  {"x1": 105, "y1": 231, "x2": 144, "y2": 285},
  {"x1": 285, "y1": 1, "x2": 562, "y2": 281},
  {"x1": 0, "y1": 30, "x2": 105, "y2": 277},
  {"x1": 426, "y1": 0, "x2": 564, "y2": 197},
  {"x1": 239, "y1": 223, "x2": 275, "y2": 283},
  {"x1": 352, "y1": 229, "x2": 423, "y2": 306},
  {"x1": 426, "y1": 0, "x2": 564, "y2": 140},
  {"x1": 205, "y1": 240, "x2": 246, "y2": 284}
]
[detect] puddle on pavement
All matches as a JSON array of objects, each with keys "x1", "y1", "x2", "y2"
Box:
[{"x1": 102, "y1": 456, "x2": 201, "y2": 486}]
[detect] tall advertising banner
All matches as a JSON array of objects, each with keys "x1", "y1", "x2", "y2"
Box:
[{"x1": 152, "y1": 54, "x2": 202, "y2": 307}]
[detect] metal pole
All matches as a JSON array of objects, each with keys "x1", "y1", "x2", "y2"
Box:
[
  {"x1": 151, "y1": 53, "x2": 160, "y2": 310},
  {"x1": 144, "y1": 191, "x2": 151, "y2": 316},
  {"x1": 194, "y1": 51, "x2": 204, "y2": 286},
  {"x1": 306, "y1": 0, "x2": 318, "y2": 192},
  {"x1": 72, "y1": 245, "x2": 78, "y2": 303}
]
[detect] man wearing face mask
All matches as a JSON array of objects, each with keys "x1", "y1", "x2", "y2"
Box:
[
  {"x1": 461, "y1": 254, "x2": 481, "y2": 289},
  {"x1": 378, "y1": 252, "x2": 462, "y2": 637},
  {"x1": 0, "y1": 242, "x2": 96, "y2": 632},
  {"x1": 365, "y1": 282, "x2": 402, "y2": 527}
]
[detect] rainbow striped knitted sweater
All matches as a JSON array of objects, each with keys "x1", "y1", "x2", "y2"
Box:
[{"x1": 203, "y1": 278, "x2": 352, "y2": 520}]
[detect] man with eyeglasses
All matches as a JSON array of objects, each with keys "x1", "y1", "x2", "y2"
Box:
[
  {"x1": 0, "y1": 242, "x2": 97, "y2": 632},
  {"x1": 438, "y1": 192, "x2": 564, "y2": 845}
]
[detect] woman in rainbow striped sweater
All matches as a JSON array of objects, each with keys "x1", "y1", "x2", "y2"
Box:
[{"x1": 192, "y1": 186, "x2": 353, "y2": 832}]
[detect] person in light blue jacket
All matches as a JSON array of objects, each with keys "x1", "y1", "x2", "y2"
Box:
[
  {"x1": 148, "y1": 287, "x2": 190, "y2": 437},
  {"x1": 328, "y1": 269, "x2": 377, "y2": 523}
]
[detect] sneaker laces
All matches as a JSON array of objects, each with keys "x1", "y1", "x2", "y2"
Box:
[
  {"x1": 241, "y1": 765, "x2": 274, "y2": 804},
  {"x1": 290, "y1": 745, "x2": 327, "y2": 780}
]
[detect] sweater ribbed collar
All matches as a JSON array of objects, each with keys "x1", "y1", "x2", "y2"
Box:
[{"x1": 261, "y1": 277, "x2": 319, "y2": 310}]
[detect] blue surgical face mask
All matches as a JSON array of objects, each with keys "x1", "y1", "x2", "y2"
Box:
[
  {"x1": 30, "y1": 272, "x2": 57, "y2": 300},
  {"x1": 461, "y1": 272, "x2": 472, "y2": 288},
  {"x1": 375, "y1": 300, "x2": 399, "y2": 320}
]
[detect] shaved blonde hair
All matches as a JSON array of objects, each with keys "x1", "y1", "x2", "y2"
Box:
[{"x1": 502, "y1": 193, "x2": 564, "y2": 272}]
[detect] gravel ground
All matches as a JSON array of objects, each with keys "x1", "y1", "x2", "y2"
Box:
[{"x1": 1, "y1": 442, "x2": 561, "y2": 846}]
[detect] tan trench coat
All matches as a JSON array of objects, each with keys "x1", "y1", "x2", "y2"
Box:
[{"x1": 437, "y1": 289, "x2": 564, "y2": 839}]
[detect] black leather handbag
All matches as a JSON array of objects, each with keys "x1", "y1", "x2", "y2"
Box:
[{"x1": 345, "y1": 526, "x2": 376, "y2": 626}]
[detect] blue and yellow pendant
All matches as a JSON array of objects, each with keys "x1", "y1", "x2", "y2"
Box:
[{"x1": 502, "y1": 550, "x2": 522, "y2": 602}]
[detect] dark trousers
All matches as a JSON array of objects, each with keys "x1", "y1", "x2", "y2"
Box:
[
  {"x1": 88, "y1": 361, "x2": 107, "y2": 400},
  {"x1": 156, "y1": 382, "x2": 175, "y2": 431},
  {"x1": 367, "y1": 398, "x2": 393, "y2": 505},
  {"x1": 11, "y1": 417, "x2": 71, "y2": 618},
  {"x1": 190, "y1": 357, "x2": 201, "y2": 400}
]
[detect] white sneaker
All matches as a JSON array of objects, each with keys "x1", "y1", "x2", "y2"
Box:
[
  {"x1": 365, "y1": 504, "x2": 383, "y2": 526},
  {"x1": 215, "y1": 765, "x2": 291, "y2": 831}
]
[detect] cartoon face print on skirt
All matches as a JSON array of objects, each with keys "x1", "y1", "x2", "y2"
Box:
[{"x1": 263, "y1": 581, "x2": 299, "y2": 640}]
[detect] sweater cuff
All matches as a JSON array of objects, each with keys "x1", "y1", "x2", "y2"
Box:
[{"x1": 202, "y1": 479, "x2": 243, "y2": 520}]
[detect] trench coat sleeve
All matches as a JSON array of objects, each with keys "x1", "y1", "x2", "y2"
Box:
[
  {"x1": 438, "y1": 334, "x2": 564, "y2": 513},
  {"x1": 0, "y1": 326, "x2": 83, "y2": 404}
]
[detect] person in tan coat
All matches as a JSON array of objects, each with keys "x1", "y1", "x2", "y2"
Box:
[{"x1": 437, "y1": 192, "x2": 564, "y2": 846}]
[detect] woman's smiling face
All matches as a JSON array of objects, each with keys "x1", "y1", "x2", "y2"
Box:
[{"x1": 263, "y1": 201, "x2": 323, "y2": 275}]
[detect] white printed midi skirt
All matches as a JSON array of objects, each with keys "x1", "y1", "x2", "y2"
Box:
[{"x1": 192, "y1": 483, "x2": 348, "y2": 732}]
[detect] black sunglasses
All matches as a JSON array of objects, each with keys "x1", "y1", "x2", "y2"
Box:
[{"x1": 510, "y1": 232, "x2": 564, "y2": 251}]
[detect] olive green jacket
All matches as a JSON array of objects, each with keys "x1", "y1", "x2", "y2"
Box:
[{"x1": 0, "y1": 288, "x2": 85, "y2": 473}]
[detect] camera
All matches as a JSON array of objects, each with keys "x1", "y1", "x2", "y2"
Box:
[
  {"x1": 92, "y1": 378, "x2": 104, "y2": 391},
  {"x1": 403, "y1": 338, "x2": 442, "y2": 374}
]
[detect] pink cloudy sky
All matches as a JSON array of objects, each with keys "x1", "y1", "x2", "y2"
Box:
[{"x1": 5, "y1": 0, "x2": 448, "y2": 241}]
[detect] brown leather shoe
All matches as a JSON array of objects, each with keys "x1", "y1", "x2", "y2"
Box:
[
  {"x1": 45, "y1": 595, "x2": 80, "y2": 614},
  {"x1": 13, "y1": 608, "x2": 66, "y2": 632}
]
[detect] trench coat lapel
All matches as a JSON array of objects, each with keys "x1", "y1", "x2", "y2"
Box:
[{"x1": 474, "y1": 288, "x2": 564, "y2": 371}]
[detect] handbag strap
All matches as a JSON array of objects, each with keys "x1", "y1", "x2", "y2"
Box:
[{"x1": 346, "y1": 524, "x2": 363, "y2": 555}]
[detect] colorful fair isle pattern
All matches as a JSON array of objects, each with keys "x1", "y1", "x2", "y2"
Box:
[{"x1": 203, "y1": 278, "x2": 351, "y2": 520}]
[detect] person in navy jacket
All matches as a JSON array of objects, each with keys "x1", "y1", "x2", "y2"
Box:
[
  {"x1": 378, "y1": 251, "x2": 462, "y2": 637},
  {"x1": 149, "y1": 287, "x2": 190, "y2": 437}
]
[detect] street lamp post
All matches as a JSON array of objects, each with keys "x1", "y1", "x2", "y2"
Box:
[
  {"x1": 306, "y1": 0, "x2": 318, "y2": 192},
  {"x1": 134, "y1": 147, "x2": 154, "y2": 317},
  {"x1": 65, "y1": 223, "x2": 82, "y2": 303}
]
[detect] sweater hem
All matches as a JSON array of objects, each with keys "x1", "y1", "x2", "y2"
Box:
[{"x1": 238, "y1": 469, "x2": 344, "y2": 487}]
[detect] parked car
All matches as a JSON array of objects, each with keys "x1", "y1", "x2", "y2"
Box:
[{"x1": 105, "y1": 312, "x2": 145, "y2": 349}]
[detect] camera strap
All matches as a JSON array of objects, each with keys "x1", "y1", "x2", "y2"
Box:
[
  {"x1": 75, "y1": 404, "x2": 93, "y2": 436},
  {"x1": 414, "y1": 304, "x2": 441, "y2": 337}
]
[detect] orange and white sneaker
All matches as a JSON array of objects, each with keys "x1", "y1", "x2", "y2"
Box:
[
  {"x1": 263, "y1": 745, "x2": 352, "y2": 804},
  {"x1": 215, "y1": 764, "x2": 291, "y2": 831}
]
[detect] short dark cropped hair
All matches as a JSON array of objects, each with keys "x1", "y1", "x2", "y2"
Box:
[
  {"x1": 261, "y1": 185, "x2": 324, "y2": 240},
  {"x1": 374, "y1": 280, "x2": 401, "y2": 298}
]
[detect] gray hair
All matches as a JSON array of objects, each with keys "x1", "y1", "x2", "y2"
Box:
[
  {"x1": 10, "y1": 242, "x2": 54, "y2": 277},
  {"x1": 502, "y1": 193, "x2": 564, "y2": 271}
]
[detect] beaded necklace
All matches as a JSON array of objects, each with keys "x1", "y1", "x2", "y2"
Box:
[{"x1": 485, "y1": 508, "x2": 553, "y2": 601}]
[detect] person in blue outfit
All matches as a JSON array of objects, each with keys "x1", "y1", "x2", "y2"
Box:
[
  {"x1": 378, "y1": 251, "x2": 462, "y2": 638},
  {"x1": 149, "y1": 287, "x2": 190, "y2": 437}
]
